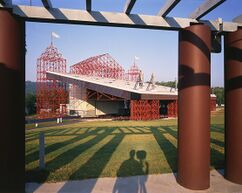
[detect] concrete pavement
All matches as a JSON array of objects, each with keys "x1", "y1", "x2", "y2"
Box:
[{"x1": 26, "y1": 170, "x2": 242, "y2": 193}]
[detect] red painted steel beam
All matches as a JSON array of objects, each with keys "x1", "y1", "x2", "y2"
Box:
[
  {"x1": 224, "y1": 29, "x2": 242, "y2": 185},
  {"x1": 0, "y1": 9, "x2": 25, "y2": 192},
  {"x1": 36, "y1": 44, "x2": 67, "y2": 119},
  {"x1": 177, "y1": 24, "x2": 211, "y2": 190}
]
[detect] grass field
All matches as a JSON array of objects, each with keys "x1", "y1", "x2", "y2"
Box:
[{"x1": 25, "y1": 108, "x2": 224, "y2": 182}]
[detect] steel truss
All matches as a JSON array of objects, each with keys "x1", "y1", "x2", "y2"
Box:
[
  {"x1": 126, "y1": 62, "x2": 142, "y2": 82},
  {"x1": 36, "y1": 43, "x2": 68, "y2": 118},
  {"x1": 167, "y1": 100, "x2": 178, "y2": 117},
  {"x1": 130, "y1": 100, "x2": 159, "y2": 120},
  {"x1": 70, "y1": 53, "x2": 125, "y2": 80}
]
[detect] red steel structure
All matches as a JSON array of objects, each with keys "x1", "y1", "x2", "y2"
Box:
[
  {"x1": 167, "y1": 100, "x2": 178, "y2": 117},
  {"x1": 126, "y1": 62, "x2": 142, "y2": 82},
  {"x1": 130, "y1": 100, "x2": 160, "y2": 120},
  {"x1": 36, "y1": 43, "x2": 68, "y2": 118},
  {"x1": 70, "y1": 53, "x2": 125, "y2": 80}
]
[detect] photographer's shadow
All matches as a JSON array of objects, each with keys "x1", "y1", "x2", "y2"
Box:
[{"x1": 112, "y1": 150, "x2": 149, "y2": 193}]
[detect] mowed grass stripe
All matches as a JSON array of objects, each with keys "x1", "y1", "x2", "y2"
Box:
[
  {"x1": 211, "y1": 131, "x2": 224, "y2": 142},
  {"x1": 25, "y1": 127, "x2": 106, "y2": 165},
  {"x1": 163, "y1": 133, "x2": 177, "y2": 148},
  {"x1": 101, "y1": 134, "x2": 166, "y2": 177},
  {"x1": 46, "y1": 135, "x2": 117, "y2": 182},
  {"x1": 26, "y1": 135, "x2": 96, "y2": 170},
  {"x1": 25, "y1": 108, "x2": 225, "y2": 182},
  {"x1": 211, "y1": 143, "x2": 224, "y2": 154}
]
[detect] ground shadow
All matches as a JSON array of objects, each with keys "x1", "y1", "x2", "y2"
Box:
[
  {"x1": 151, "y1": 126, "x2": 177, "y2": 173},
  {"x1": 58, "y1": 132, "x2": 125, "y2": 193},
  {"x1": 25, "y1": 127, "x2": 105, "y2": 165},
  {"x1": 26, "y1": 127, "x2": 115, "y2": 182},
  {"x1": 112, "y1": 150, "x2": 149, "y2": 193}
]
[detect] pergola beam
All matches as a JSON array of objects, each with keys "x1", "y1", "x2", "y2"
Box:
[
  {"x1": 189, "y1": 0, "x2": 225, "y2": 20},
  {"x1": 0, "y1": 0, "x2": 11, "y2": 6},
  {"x1": 41, "y1": 0, "x2": 52, "y2": 9},
  {"x1": 157, "y1": 0, "x2": 180, "y2": 17},
  {"x1": 86, "y1": 0, "x2": 91, "y2": 11},
  {"x1": 11, "y1": 5, "x2": 240, "y2": 32},
  {"x1": 124, "y1": 0, "x2": 136, "y2": 14}
]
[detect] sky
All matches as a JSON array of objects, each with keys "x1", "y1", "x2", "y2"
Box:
[{"x1": 22, "y1": 0, "x2": 242, "y2": 87}]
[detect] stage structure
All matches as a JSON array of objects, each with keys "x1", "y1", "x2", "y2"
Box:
[
  {"x1": 70, "y1": 53, "x2": 125, "y2": 80},
  {"x1": 36, "y1": 43, "x2": 68, "y2": 118},
  {"x1": 0, "y1": 0, "x2": 241, "y2": 192},
  {"x1": 46, "y1": 68, "x2": 216, "y2": 120},
  {"x1": 126, "y1": 60, "x2": 142, "y2": 82}
]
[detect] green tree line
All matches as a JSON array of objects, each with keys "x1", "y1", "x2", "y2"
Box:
[{"x1": 156, "y1": 81, "x2": 224, "y2": 106}]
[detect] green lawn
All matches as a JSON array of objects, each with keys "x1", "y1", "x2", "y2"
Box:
[{"x1": 25, "y1": 108, "x2": 224, "y2": 182}]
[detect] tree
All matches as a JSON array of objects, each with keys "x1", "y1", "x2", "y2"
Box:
[
  {"x1": 25, "y1": 93, "x2": 36, "y2": 115},
  {"x1": 212, "y1": 87, "x2": 224, "y2": 106},
  {"x1": 156, "y1": 81, "x2": 176, "y2": 88}
]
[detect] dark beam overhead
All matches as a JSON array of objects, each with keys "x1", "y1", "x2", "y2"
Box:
[
  {"x1": 41, "y1": 0, "x2": 52, "y2": 9},
  {"x1": 86, "y1": 0, "x2": 91, "y2": 11},
  {"x1": 232, "y1": 14, "x2": 242, "y2": 23},
  {"x1": 157, "y1": 0, "x2": 180, "y2": 17},
  {"x1": 0, "y1": 0, "x2": 11, "y2": 6},
  {"x1": 11, "y1": 5, "x2": 240, "y2": 32},
  {"x1": 123, "y1": 0, "x2": 136, "y2": 14},
  {"x1": 189, "y1": 0, "x2": 225, "y2": 20}
]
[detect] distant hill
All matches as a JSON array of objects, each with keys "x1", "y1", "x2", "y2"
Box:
[{"x1": 25, "y1": 81, "x2": 36, "y2": 95}]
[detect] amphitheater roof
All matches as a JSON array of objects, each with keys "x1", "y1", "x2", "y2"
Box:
[{"x1": 46, "y1": 71, "x2": 216, "y2": 100}]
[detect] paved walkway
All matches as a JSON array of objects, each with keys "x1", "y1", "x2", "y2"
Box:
[{"x1": 26, "y1": 170, "x2": 242, "y2": 193}]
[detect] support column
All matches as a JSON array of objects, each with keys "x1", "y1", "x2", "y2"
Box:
[
  {"x1": 0, "y1": 10, "x2": 25, "y2": 192},
  {"x1": 177, "y1": 24, "x2": 211, "y2": 190},
  {"x1": 224, "y1": 29, "x2": 242, "y2": 184}
]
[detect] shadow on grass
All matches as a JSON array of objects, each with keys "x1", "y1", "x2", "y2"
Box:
[
  {"x1": 113, "y1": 150, "x2": 149, "y2": 193},
  {"x1": 151, "y1": 126, "x2": 177, "y2": 173},
  {"x1": 211, "y1": 138, "x2": 224, "y2": 148},
  {"x1": 26, "y1": 127, "x2": 116, "y2": 182},
  {"x1": 211, "y1": 125, "x2": 224, "y2": 133},
  {"x1": 25, "y1": 127, "x2": 105, "y2": 165},
  {"x1": 211, "y1": 148, "x2": 224, "y2": 169},
  {"x1": 58, "y1": 133, "x2": 125, "y2": 193},
  {"x1": 26, "y1": 124, "x2": 225, "y2": 188}
]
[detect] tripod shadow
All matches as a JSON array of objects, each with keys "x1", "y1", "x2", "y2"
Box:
[{"x1": 112, "y1": 150, "x2": 149, "y2": 193}]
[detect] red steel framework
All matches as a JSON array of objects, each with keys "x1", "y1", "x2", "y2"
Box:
[
  {"x1": 167, "y1": 100, "x2": 178, "y2": 117},
  {"x1": 126, "y1": 62, "x2": 142, "y2": 82},
  {"x1": 130, "y1": 100, "x2": 160, "y2": 120},
  {"x1": 70, "y1": 53, "x2": 125, "y2": 79},
  {"x1": 69, "y1": 53, "x2": 125, "y2": 115},
  {"x1": 36, "y1": 43, "x2": 68, "y2": 118}
]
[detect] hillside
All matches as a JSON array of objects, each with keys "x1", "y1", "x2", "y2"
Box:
[{"x1": 25, "y1": 81, "x2": 36, "y2": 95}]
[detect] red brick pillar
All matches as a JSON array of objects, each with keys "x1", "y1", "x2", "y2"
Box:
[
  {"x1": 0, "y1": 10, "x2": 25, "y2": 192},
  {"x1": 224, "y1": 29, "x2": 242, "y2": 184},
  {"x1": 177, "y1": 24, "x2": 211, "y2": 190}
]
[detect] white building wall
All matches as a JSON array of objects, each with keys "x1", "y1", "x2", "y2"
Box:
[
  {"x1": 68, "y1": 85, "x2": 123, "y2": 117},
  {"x1": 67, "y1": 85, "x2": 95, "y2": 117}
]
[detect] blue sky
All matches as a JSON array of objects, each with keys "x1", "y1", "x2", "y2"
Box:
[{"x1": 23, "y1": 0, "x2": 241, "y2": 86}]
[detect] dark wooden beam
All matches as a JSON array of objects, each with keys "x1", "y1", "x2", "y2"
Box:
[
  {"x1": 123, "y1": 0, "x2": 136, "y2": 14},
  {"x1": 41, "y1": 0, "x2": 52, "y2": 9},
  {"x1": 11, "y1": 5, "x2": 240, "y2": 32},
  {"x1": 0, "y1": 0, "x2": 11, "y2": 6},
  {"x1": 86, "y1": 0, "x2": 91, "y2": 11}
]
